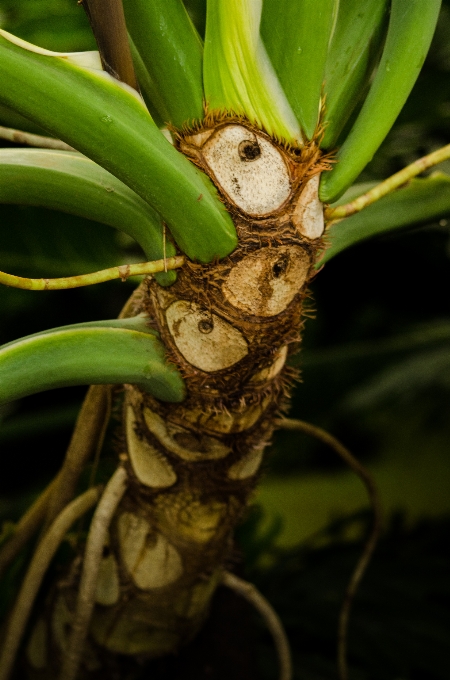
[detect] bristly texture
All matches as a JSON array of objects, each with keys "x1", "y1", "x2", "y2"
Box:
[{"x1": 23, "y1": 116, "x2": 332, "y2": 676}]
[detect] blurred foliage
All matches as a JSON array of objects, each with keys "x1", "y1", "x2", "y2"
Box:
[{"x1": 0, "y1": 1, "x2": 449, "y2": 679}]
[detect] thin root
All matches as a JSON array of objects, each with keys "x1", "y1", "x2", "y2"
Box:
[
  {"x1": 0, "y1": 486, "x2": 101, "y2": 680},
  {"x1": 275, "y1": 417, "x2": 382, "y2": 680},
  {"x1": 0, "y1": 474, "x2": 59, "y2": 579},
  {"x1": 45, "y1": 384, "x2": 112, "y2": 530},
  {"x1": 59, "y1": 467, "x2": 128, "y2": 680},
  {"x1": 0, "y1": 255, "x2": 185, "y2": 290},
  {"x1": 325, "y1": 142, "x2": 450, "y2": 224},
  {"x1": 222, "y1": 571, "x2": 292, "y2": 680}
]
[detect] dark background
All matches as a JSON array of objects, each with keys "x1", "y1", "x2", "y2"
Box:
[{"x1": 0, "y1": 2, "x2": 449, "y2": 678}]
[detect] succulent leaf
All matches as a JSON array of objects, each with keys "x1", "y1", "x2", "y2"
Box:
[
  {"x1": 203, "y1": 0, "x2": 301, "y2": 142},
  {"x1": 321, "y1": 0, "x2": 390, "y2": 149},
  {"x1": 0, "y1": 148, "x2": 177, "y2": 285},
  {"x1": 0, "y1": 324, "x2": 186, "y2": 405},
  {"x1": 0, "y1": 31, "x2": 236, "y2": 263},
  {"x1": 261, "y1": 0, "x2": 338, "y2": 141},
  {"x1": 320, "y1": 0, "x2": 442, "y2": 202},
  {"x1": 123, "y1": 0, "x2": 204, "y2": 127}
]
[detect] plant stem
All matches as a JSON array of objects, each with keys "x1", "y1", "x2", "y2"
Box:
[
  {"x1": 0, "y1": 125, "x2": 74, "y2": 150},
  {"x1": 81, "y1": 0, "x2": 138, "y2": 90},
  {"x1": 0, "y1": 255, "x2": 185, "y2": 290},
  {"x1": 276, "y1": 418, "x2": 382, "y2": 680},
  {"x1": 325, "y1": 143, "x2": 450, "y2": 224},
  {"x1": 0, "y1": 487, "x2": 101, "y2": 680},
  {"x1": 222, "y1": 572, "x2": 292, "y2": 680}
]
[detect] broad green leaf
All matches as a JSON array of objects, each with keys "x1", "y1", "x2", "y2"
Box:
[
  {"x1": 123, "y1": 0, "x2": 204, "y2": 127},
  {"x1": 0, "y1": 325, "x2": 185, "y2": 405},
  {"x1": 261, "y1": 0, "x2": 338, "y2": 141},
  {"x1": 203, "y1": 0, "x2": 301, "y2": 142},
  {"x1": 320, "y1": 0, "x2": 442, "y2": 202},
  {"x1": 319, "y1": 172, "x2": 450, "y2": 264},
  {"x1": 0, "y1": 32, "x2": 237, "y2": 262},
  {"x1": 321, "y1": 0, "x2": 389, "y2": 149},
  {"x1": 0, "y1": 148, "x2": 177, "y2": 285}
]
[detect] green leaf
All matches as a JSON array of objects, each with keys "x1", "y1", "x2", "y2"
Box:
[
  {"x1": 319, "y1": 172, "x2": 450, "y2": 264},
  {"x1": 320, "y1": 0, "x2": 442, "y2": 202},
  {"x1": 128, "y1": 38, "x2": 166, "y2": 128},
  {"x1": 123, "y1": 0, "x2": 204, "y2": 127},
  {"x1": 0, "y1": 148, "x2": 177, "y2": 285},
  {"x1": 261, "y1": 0, "x2": 338, "y2": 141},
  {"x1": 321, "y1": 0, "x2": 389, "y2": 149},
  {"x1": 0, "y1": 103, "x2": 49, "y2": 136},
  {"x1": 0, "y1": 323, "x2": 185, "y2": 405},
  {"x1": 0, "y1": 32, "x2": 237, "y2": 262},
  {"x1": 203, "y1": 0, "x2": 301, "y2": 142}
]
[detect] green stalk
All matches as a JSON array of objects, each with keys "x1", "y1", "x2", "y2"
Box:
[
  {"x1": 326, "y1": 144, "x2": 450, "y2": 221},
  {"x1": 0, "y1": 148, "x2": 178, "y2": 285}
]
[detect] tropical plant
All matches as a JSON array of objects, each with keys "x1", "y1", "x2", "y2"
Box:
[{"x1": 0, "y1": 1, "x2": 449, "y2": 679}]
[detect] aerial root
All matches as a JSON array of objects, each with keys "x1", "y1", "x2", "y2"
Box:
[
  {"x1": 275, "y1": 417, "x2": 382, "y2": 680},
  {"x1": 44, "y1": 384, "x2": 112, "y2": 530},
  {"x1": 222, "y1": 571, "x2": 292, "y2": 680},
  {"x1": 0, "y1": 486, "x2": 101, "y2": 680},
  {"x1": 0, "y1": 473, "x2": 60, "y2": 580},
  {"x1": 59, "y1": 466, "x2": 128, "y2": 680},
  {"x1": 325, "y1": 142, "x2": 450, "y2": 225},
  {"x1": 0, "y1": 255, "x2": 185, "y2": 290}
]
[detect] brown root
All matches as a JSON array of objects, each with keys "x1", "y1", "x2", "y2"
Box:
[
  {"x1": 44, "y1": 384, "x2": 112, "y2": 530},
  {"x1": 0, "y1": 487, "x2": 101, "y2": 680},
  {"x1": 222, "y1": 571, "x2": 292, "y2": 680},
  {"x1": 275, "y1": 418, "x2": 382, "y2": 680},
  {"x1": 60, "y1": 467, "x2": 128, "y2": 680}
]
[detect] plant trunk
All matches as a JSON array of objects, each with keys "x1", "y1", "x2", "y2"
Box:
[{"x1": 24, "y1": 117, "x2": 330, "y2": 678}]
